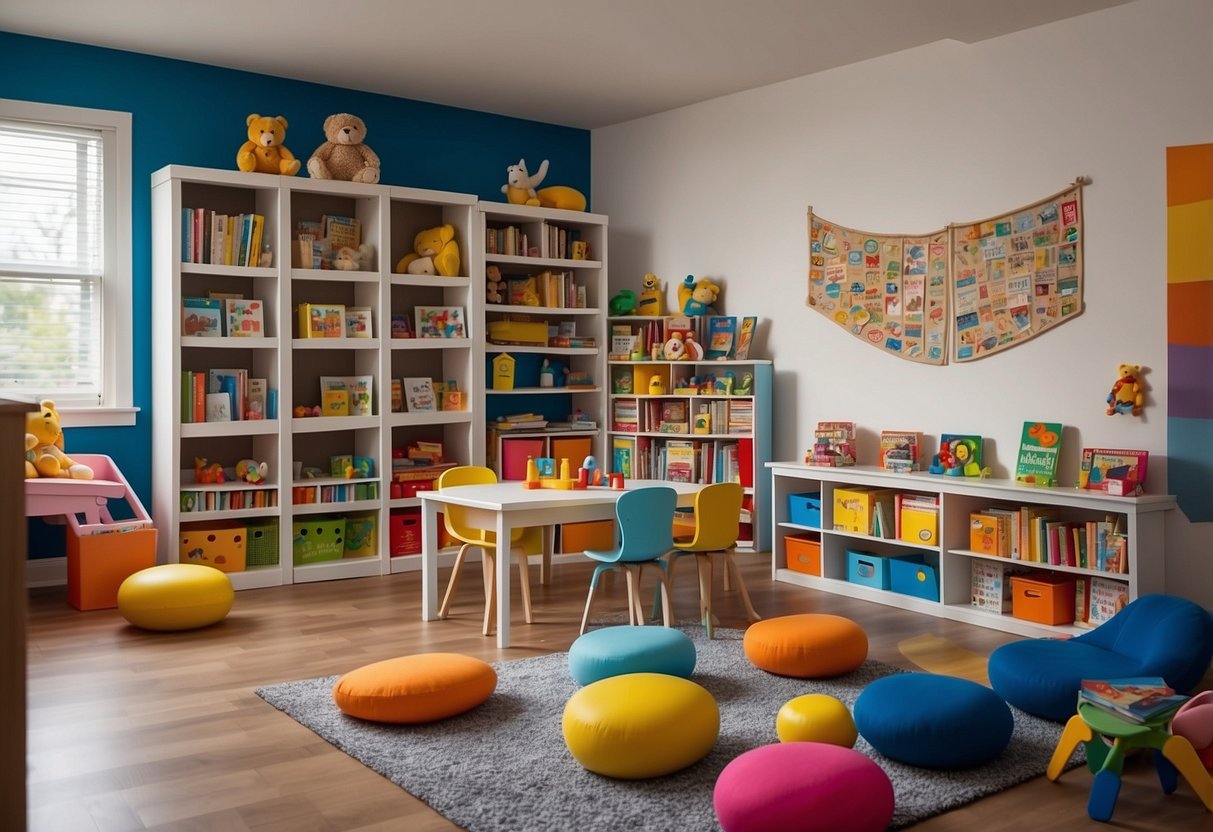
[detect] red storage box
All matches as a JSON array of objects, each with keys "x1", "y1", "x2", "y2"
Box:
[
  {"x1": 785, "y1": 534, "x2": 821, "y2": 575},
  {"x1": 1011, "y1": 572, "x2": 1077, "y2": 625},
  {"x1": 389, "y1": 509, "x2": 422, "y2": 556}
]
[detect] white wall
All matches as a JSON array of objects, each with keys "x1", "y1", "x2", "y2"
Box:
[{"x1": 592, "y1": 0, "x2": 1213, "y2": 604}]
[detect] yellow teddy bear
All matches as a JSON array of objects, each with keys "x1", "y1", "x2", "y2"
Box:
[
  {"x1": 394, "y1": 224, "x2": 461, "y2": 276},
  {"x1": 25, "y1": 400, "x2": 93, "y2": 479},
  {"x1": 1107, "y1": 363, "x2": 1145, "y2": 416},
  {"x1": 236, "y1": 114, "x2": 301, "y2": 176}
]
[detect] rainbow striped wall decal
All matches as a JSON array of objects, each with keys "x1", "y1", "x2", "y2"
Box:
[{"x1": 1167, "y1": 143, "x2": 1213, "y2": 522}]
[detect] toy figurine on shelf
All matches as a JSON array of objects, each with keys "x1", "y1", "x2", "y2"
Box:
[
  {"x1": 1107, "y1": 363, "x2": 1145, "y2": 416},
  {"x1": 637, "y1": 273, "x2": 663, "y2": 316},
  {"x1": 609, "y1": 289, "x2": 637, "y2": 316},
  {"x1": 539, "y1": 359, "x2": 555, "y2": 388},
  {"x1": 194, "y1": 457, "x2": 226, "y2": 484},
  {"x1": 928, "y1": 434, "x2": 990, "y2": 477},
  {"x1": 648, "y1": 374, "x2": 667, "y2": 395}
]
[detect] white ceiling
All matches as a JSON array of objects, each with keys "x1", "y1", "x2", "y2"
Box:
[{"x1": 1, "y1": 0, "x2": 1131, "y2": 129}]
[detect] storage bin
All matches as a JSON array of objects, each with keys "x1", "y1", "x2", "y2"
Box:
[
  {"x1": 179, "y1": 524, "x2": 248, "y2": 573},
  {"x1": 1011, "y1": 572, "x2": 1077, "y2": 625},
  {"x1": 787, "y1": 492, "x2": 821, "y2": 528},
  {"x1": 785, "y1": 534, "x2": 821, "y2": 575},
  {"x1": 67, "y1": 524, "x2": 158, "y2": 610},
  {"x1": 344, "y1": 513, "x2": 378, "y2": 558},
  {"x1": 389, "y1": 509, "x2": 421, "y2": 556},
  {"x1": 559, "y1": 520, "x2": 615, "y2": 553},
  {"x1": 889, "y1": 555, "x2": 938, "y2": 602},
  {"x1": 245, "y1": 520, "x2": 280, "y2": 567},
  {"x1": 846, "y1": 549, "x2": 913, "y2": 590},
  {"x1": 292, "y1": 517, "x2": 345, "y2": 564},
  {"x1": 487, "y1": 319, "x2": 548, "y2": 345}
]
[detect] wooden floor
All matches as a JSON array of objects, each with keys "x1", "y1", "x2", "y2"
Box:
[{"x1": 25, "y1": 553, "x2": 1210, "y2": 831}]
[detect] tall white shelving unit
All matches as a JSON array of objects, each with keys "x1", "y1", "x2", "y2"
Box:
[{"x1": 151, "y1": 165, "x2": 481, "y2": 589}]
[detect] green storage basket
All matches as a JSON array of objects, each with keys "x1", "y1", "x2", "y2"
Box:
[
  {"x1": 246, "y1": 520, "x2": 280, "y2": 567},
  {"x1": 292, "y1": 517, "x2": 345, "y2": 564}
]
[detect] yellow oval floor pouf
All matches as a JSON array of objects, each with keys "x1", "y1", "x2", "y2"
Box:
[
  {"x1": 562, "y1": 672, "x2": 719, "y2": 779},
  {"x1": 117, "y1": 563, "x2": 234, "y2": 631},
  {"x1": 776, "y1": 693, "x2": 858, "y2": 747},
  {"x1": 333, "y1": 653, "x2": 497, "y2": 724}
]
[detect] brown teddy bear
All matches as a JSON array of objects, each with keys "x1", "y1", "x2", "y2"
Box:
[
  {"x1": 486, "y1": 265, "x2": 506, "y2": 304},
  {"x1": 236, "y1": 114, "x2": 301, "y2": 175},
  {"x1": 307, "y1": 113, "x2": 381, "y2": 183}
]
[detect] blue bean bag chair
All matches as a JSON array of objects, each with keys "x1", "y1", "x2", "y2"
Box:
[{"x1": 989, "y1": 594, "x2": 1213, "y2": 723}]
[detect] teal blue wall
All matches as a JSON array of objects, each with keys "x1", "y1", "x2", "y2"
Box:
[{"x1": 1, "y1": 31, "x2": 590, "y2": 514}]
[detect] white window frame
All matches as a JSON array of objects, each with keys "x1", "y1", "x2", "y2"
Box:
[{"x1": 0, "y1": 98, "x2": 135, "y2": 428}]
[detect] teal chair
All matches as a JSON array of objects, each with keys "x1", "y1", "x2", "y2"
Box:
[{"x1": 579, "y1": 486, "x2": 677, "y2": 634}]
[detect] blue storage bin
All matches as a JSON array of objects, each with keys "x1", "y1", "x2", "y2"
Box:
[
  {"x1": 846, "y1": 549, "x2": 921, "y2": 591},
  {"x1": 889, "y1": 555, "x2": 939, "y2": 602},
  {"x1": 788, "y1": 492, "x2": 822, "y2": 528}
]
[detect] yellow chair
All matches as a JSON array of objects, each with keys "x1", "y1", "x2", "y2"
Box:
[
  {"x1": 665, "y1": 482, "x2": 760, "y2": 638},
  {"x1": 437, "y1": 466, "x2": 532, "y2": 636}
]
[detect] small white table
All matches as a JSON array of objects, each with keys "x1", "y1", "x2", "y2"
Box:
[{"x1": 420, "y1": 480, "x2": 702, "y2": 648}]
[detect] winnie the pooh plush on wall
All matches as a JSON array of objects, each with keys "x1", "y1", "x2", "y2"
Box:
[
  {"x1": 26, "y1": 400, "x2": 93, "y2": 479},
  {"x1": 236, "y1": 114, "x2": 301, "y2": 175},
  {"x1": 307, "y1": 113, "x2": 381, "y2": 184},
  {"x1": 394, "y1": 224, "x2": 460, "y2": 276},
  {"x1": 1107, "y1": 363, "x2": 1145, "y2": 416}
]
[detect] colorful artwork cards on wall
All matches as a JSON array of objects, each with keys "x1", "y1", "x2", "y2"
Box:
[
  {"x1": 950, "y1": 184, "x2": 1083, "y2": 361},
  {"x1": 807, "y1": 213, "x2": 950, "y2": 365}
]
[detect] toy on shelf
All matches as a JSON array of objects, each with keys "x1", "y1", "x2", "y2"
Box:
[
  {"x1": 609, "y1": 289, "x2": 637, "y2": 316},
  {"x1": 678, "y1": 275, "x2": 721, "y2": 317},
  {"x1": 334, "y1": 243, "x2": 373, "y2": 271},
  {"x1": 637, "y1": 273, "x2": 664, "y2": 316},
  {"x1": 663, "y1": 332, "x2": 688, "y2": 360},
  {"x1": 806, "y1": 421, "x2": 856, "y2": 467},
  {"x1": 194, "y1": 457, "x2": 226, "y2": 484},
  {"x1": 486, "y1": 265, "x2": 506, "y2": 304},
  {"x1": 500, "y1": 158, "x2": 587, "y2": 211},
  {"x1": 235, "y1": 459, "x2": 268, "y2": 484},
  {"x1": 649, "y1": 374, "x2": 667, "y2": 395},
  {"x1": 236, "y1": 113, "x2": 301, "y2": 176},
  {"x1": 1107, "y1": 363, "x2": 1145, "y2": 416},
  {"x1": 928, "y1": 434, "x2": 990, "y2": 477},
  {"x1": 293, "y1": 404, "x2": 322, "y2": 418},
  {"x1": 394, "y1": 224, "x2": 460, "y2": 276},
  {"x1": 734, "y1": 372, "x2": 754, "y2": 396},
  {"x1": 539, "y1": 359, "x2": 556, "y2": 388},
  {"x1": 578, "y1": 455, "x2": 605, "y2": 488},
  {"x1": 306, "y1": 113, "x2": 380, "y2": 184},
  {"x1": 25, "y1": 399, "x2": 93, "y2": 479},
  {"x1": 524, "y1": 456, "x2": 582, "y2": 490},
  {"x1": 684, "y1": 330, "x2": 705, "y2": 360}
]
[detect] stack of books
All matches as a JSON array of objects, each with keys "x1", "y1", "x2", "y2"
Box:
[{"x1": 1078, "y1": 677, "x2": 1188, "y2": 724}]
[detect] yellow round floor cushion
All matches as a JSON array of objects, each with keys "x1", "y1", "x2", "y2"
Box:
[
  {"x1": 562, "y1": 672, "x2": 719, "y2": 778},
  {"x1": 117, "y1": 563, "x2": 234, "y2": 631},
  {"x1": 332, "y1": 653, "x2": 497, "y2": 724},
  {"x1": 744, "y1": 613, "x2": 868, "y2": 678}
]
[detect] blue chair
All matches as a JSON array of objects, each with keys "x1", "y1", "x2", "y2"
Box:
[
  {"x1": 989, "y1": 594, "x2": 1213, "y2": 722},
  {"x1": 579, "y1": 486, "x2": 677, "y2": 634}
]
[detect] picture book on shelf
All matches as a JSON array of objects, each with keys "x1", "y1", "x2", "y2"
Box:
[
  {"x1": 182, "y1": 297, "x2": 223, "y2": 337},
  {"x1": 224, "y1": 298, "x2": 264, "y2": 337},
  {"x1": 808, "y1": 421, "x2": 856, "y2": 467},
  {"x1": 1014, "y1": 421, "x2": 1063, "y2": 486},
  {"x1": 344, "y1": 306, "x2": 373, "y2": 338},
  {"x1": 879, "y1": 430, "x2": 921, "y2": 472},
  {"x1": 415, "y1": 306, "x2": 466, "y2": 338},
  {"x1": 733, "y1": 316, "x2": 758, "y2": 360},
  {"x1": 245, "y1": 378, "x2": 267, "y2": 420},
  {"x1": 319, "y1": 376, "x2": 373, "y2": 417},
  {"x1": 401, "y1": 377, "x2": 436, "y2": 412},
  {"x1": 705, "y1": 316, "x2": 737, "y2": 360},
  {"x1": 205, "y1": 392, "x2": 231, "y2": 422},
  {"x1": 1079, "y1": 447, "x2": 1149, "y2": 495},
  {"x1": 298, "y1": 303, "x2": 345, "y2": 338}
]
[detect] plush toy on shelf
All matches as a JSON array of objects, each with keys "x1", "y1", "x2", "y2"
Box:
[
  {"x1": 500, "y1": 158, "x2": 587, "y2": 211},
  {"x1": 235, "y1": 459, "x2": 268, "y2": 484},
  {"x1": 394, "y1": 224, "x2": 460, "y2": 276},
  {"x1": 334, "y1": 243, "x2": 373, "y2": 271},
  {"x1": 486, "y1": 265, "x2": 506, "y2": 304},
  {"x1": 236, "y1": 114, "x2": 301, "y2": 176},
  {"x1": 307, "y1": 113, "x2": 380, "y2": 184},
  {"x1": 193, "y1": 457, "x2": 226, "y2": 484},
  {"x1": 678, "y1": 275, "x2": 721, "y2": 317},
  {"x1": 1106, "y1": 363, "x2": 1145, "y2": 416},
  {"x1": 608, "y1": 289, "x2": 637, "y2": 316},
  {"x1": 25, "y1": 400, "x2": 93, "y2": 479},
  {"x1": 637, "y1": 273, "x2": 663, "y2": 316}
]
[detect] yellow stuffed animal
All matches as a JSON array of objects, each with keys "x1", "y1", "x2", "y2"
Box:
[
  {"x1": 25, "y1": 400, "x2": 93, "y2": 479},
  {"x1": 394, "y1": 224, "x2": 461, "y2": 276},
  {"x1": 236, "y1": 114, "x2": 301, "y2": 176},
  {"x1": 1107, "y1": 363, "x2": 1145, "y2": 416},
  {"x1": 501, "y1": 158, "x2": 587, "y2": 211}
]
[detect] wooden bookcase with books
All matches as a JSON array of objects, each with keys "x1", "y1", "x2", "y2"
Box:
[
  {"x1": 151, "y1": 166, "x2": 481, "y2": 589},
  {"x1": 767, "y1": 461, "x2": 1176, "y2": 637},
  {"x1": 607, "y1": 314, "x2": 772, "y2": 551}
]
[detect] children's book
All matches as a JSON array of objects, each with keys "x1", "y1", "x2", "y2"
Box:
[
  {"x1": 705, "y1": 316, "x2": 737, "y2": 360},
  {"x1": 1079, "y1": 448, "x2": 1149, "y2": 494},
  {"x1": 224, "y1": 297, "x2": 264, "y2": 337},
  {"x1": 415, "y1": 306, "x2": 466, "y2": 338},
  {"x1": 809, "y1": 421, "x2": 856, "y2": 467},
  {"x1": 391, "y1": 313, "x2": 413, "y2": 338},
  {"x1": 319, "y1": 376, "x2": 373, "y2": 416},
  {"x1": 344, "y1": 306, "x2": 373, "y2": 338},
  {"x1": 733, "y1": 316, "x2": 758, "y2": 360},
  {"x1": 205, "y1": 392, "x2": 231, "y2": 422},
  {"x1": 390, "y1": 379, "x2": 404, "y2": 413},
  {"x1": 1079, "y1": 677, "x2": 1187, "y2": 723},
  {"x1": 612, "y1": 436, "x2": 635, "y2": 478},
  {"x1": 245, "y1": 378, "x2": 267, "y2": 420},
  {"x1": 322, "y1": 214, "x2": 361, "y2": 250},
  {"x1": 298, "y1": 303, "x2": 345, "y2": 338},
  {"x1": 1014, "y1": 421, "x2": 1063, "y2": 486},
  {"x1": 401, "y1": 377, "x2": 436, "y2": 412},
  {"x1": 879, "y1": 430, "x2": 921, "y2": 472},
  {"x1": 182, "y1": 297, "x2": 223, "y2": 337}
]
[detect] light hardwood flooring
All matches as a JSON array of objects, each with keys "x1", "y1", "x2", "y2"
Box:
[{"x1": 25, "y1": 553, "x2": 1211, "y2": 831}]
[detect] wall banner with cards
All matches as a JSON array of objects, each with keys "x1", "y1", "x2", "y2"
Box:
[{"x1": 806, "y1": 181, "x2": 1084, "y2": 365}]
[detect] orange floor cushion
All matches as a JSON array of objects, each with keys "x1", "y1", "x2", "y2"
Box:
[
  {"x1": 333, "y1": 653, "x2": 497, "y2": 723},
  {"x1": 744, "y1": 613, "x2": 868, "y2": 678}
]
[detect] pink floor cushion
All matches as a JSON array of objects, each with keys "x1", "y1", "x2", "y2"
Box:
[{"x1": 713, "y1": 742, "x2": 894, "y2": 832}]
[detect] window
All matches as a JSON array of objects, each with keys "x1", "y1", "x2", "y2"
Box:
[{"x1": 0, "y1": 99, "x2": 133, "y2": 426}]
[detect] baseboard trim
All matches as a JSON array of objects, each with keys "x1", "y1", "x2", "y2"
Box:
[{"x1": 27, "y1": 557, "x2": 66, "y2": 588}]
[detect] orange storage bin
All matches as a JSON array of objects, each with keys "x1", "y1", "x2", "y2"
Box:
[
  {"x1": 67, "y1": 525, "x2": 158, "y2": 611},
  {"x1": 179, "y1": 524, "x2": 248, "y2": 572},
  {"x1": 785, "y1": 534, "x2": 821, "y2": 575},
  {"x1": 559, "y1": 520, "x2": 615, "y2": 553},
  {"x1": 1011, "y1": 572, "x2": 1077, "y2": 625}
]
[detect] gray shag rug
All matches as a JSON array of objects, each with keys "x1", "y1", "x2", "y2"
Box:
[{"x1": 256, "y1": 627, "x2": 1077, "y2": 831}]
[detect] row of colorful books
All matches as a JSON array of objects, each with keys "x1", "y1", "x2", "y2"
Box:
[
  {"x1": 610, "y1": 435, "x2": 753, "y2": 487},
  {"x1": 181, "y1": 208, "x2": 266, "y2": 267},
  {"x1": 968, "y1": 507, "x2": 1127, "y2": 572},
  {"x1": 180, "y1": 369, "x2": 267, "y2": 423},
  {"x1": 179, "y1": 488, "x2": 277, "y2": 513},
  {"x1": 1079, "y1": 677, "x2": 1187, "y2": 724}
]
